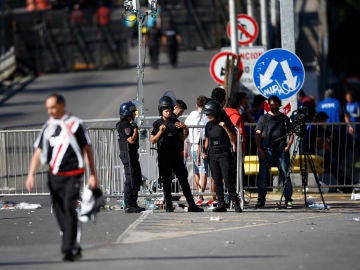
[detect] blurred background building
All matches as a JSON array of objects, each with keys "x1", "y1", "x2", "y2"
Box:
[{"x1": 1, "y1": 0, "x2": 360, "y2": 101}]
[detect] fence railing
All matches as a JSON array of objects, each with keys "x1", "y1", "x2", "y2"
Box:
[{"x1": 1, "y1": 122, "x2": 359, "y2": 197}]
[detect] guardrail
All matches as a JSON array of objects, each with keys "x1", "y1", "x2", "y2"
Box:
[
  {"x1": 0, "y1": 47, "x2": 16, "y2": 82},
  {"x1": 1, "y1": 122, "x2": 359, "y2": 197}
]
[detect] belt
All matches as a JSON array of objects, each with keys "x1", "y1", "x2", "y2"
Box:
[{"x1": 53, "y1": 168, "x2": 85, "y2": 176}]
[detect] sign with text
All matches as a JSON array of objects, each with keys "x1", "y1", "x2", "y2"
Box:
[
  {"x1": 221, "y1": 46, "x2": 265, "y2": 95},
  {"x1": 209, "y1": 51, "x2": 243, "y2": 85},
  {"x1": 253, "y1": 48, "x2": 305, "y2": 99}
]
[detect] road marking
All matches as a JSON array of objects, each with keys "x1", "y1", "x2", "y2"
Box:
[{"x1": 116, "y1": 211, "x2": 339, "y2": 244}]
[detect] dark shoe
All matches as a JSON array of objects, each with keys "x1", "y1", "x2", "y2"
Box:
[
  {"x1": 286, "y1": 201, "x2": 293, "y2": 209},
  {"x1": 212, "y1": 203, "x2": 227, "y2": 212},
  {"x1": 232, "y1": 197, "x2": 242, "y2": 213},
  {"x1": 133, "y1": 204, "x2": 146, "y2": 212},
  {"x1": 234, "y1": 206, "x2": 242, "y2": 213},
  {"x1": 255, "y1": 201, "x2": 265, "y2": 208},
  {"x1": 187, "y1": 205, "x2": 204, "y2": 212},
  {"x1": 165, "y1": 207, "x2": 174, "y2": 212},
  {"x1": 124, "y1": 206, "x2": 143, "y2": 213},
  {"x1": 62, "y1": 251, "x2": 81, "y2": 262}
]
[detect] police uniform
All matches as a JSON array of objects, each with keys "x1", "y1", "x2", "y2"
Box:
[
  {"x1": 205, "y1": 116, "x2": 239, "y2": 209},
  {"x1": 163, "y1": 24, "x2": 179, "y2": 67},
  {"x1": 34, "y1": 113, "x2": 90, "y2": 257},
  {"x1": 151, "y1": 117, "x2": 202, "y2": 212},
  {"x1": 116, "y1": 119, "x2": 143, "y2": 212}
]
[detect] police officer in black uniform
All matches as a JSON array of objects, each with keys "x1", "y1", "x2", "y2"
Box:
[
  {"x1": 202, "y1": 100, "x2": 242, "y2": 212},
  {"x1": 150, "y1": 96, "x2": 204, "y2": 212},
  {"x1": 147, "y1": 21, "x2": 162, "y2": 69},
  {"x1": 116, "y1": 101, "x2": 145, "y2": 213},
  {"x1": 163, "y1": 20, "x2": 181, "y2": 68}
]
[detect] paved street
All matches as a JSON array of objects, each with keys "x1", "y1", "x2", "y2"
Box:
[
  {"x1": 0, "y1": 193, "x2": 359, "y2": 270},
  {"x1": 1, "y1": 48, "x2": 360, "y2": 270}
]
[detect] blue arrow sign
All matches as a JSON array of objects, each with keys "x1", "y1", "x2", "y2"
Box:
[{"x1": 253, "y1": 48, "x2": 305, "y2": 99}]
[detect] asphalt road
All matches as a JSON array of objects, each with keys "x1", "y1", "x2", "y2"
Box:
[
  {"x1": 1, "y1": 49, "x2": 360, "y2": 270},
  {"x1": 0, "y1": 194, "x2": 359, "y2": 270},
  {"x1": 0, "y1": 48, "x2": 220, "y2": 129}
]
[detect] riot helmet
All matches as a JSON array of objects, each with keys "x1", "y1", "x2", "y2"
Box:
[
  {"x1": 119, "y1": 101, "x2": 137, "y2": 117},
  {"x1": 158, "y1": 96, "x2": 174, "y2": 115},
  {"x1": 203, "y1": 100, "x2": 221, "y2": 117}
]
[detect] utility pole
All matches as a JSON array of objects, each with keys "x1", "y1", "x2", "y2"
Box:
[
  {"x1": 1, "y1": 0, "x2": 6, "y2": 55},
  {"x1": 280, "y1": 0, "x2": 298, "y2": 113},
  {"x1": 123, "y1": 0, "x2": 158, "y2": 125},
  {"x1": 228, "y1": 0, "x2": 238, "y2": 54}
]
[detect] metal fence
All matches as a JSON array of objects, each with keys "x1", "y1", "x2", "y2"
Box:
[{"x1": 1, "y1": 122, "x2": 359, "y2": 198}]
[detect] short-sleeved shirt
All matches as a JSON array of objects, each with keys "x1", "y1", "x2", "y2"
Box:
[
  {"x1": 255, "y1": 113, "x2": 289, "y2": 151},
  {"x1": 345, "y1": 101, "x2": 360, "y2": 122},
  {"x1": 151, "y1": 117, "x2": 183, "y2": 153},
  {"x1": 116, "y1": 119, "x2": 139, "y2": 153},
  {"x1": 34, "y1": 113, "x2": 90, "y2": 175},
  {"x1": 163, "y1": 28, "x2": 178, "y2": 46},
  {"x1": 205, "y1": 119, "x2": 236, "y2": 154},
  {"x1": 95, "y1": 6, "x2": 110, "y2": 25},
  {"x1": 317, "y1": 97, "x2": 341, "y2": 123},
  {"x1": 185, "y1": 110, "x2": 207, "y2": 152}
]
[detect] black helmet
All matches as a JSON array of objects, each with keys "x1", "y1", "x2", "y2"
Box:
[
  {"x1": 158, "y1": 96, "x2": 174, "y2": 115},
  {"x1": 203, "y1": 100, "x2": 221, "y2": 117},
  {"x1": 119, "y1": 101, "x2": 137, "y2": 116}
]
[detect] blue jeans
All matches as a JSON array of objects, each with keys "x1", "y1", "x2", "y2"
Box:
[{"x1": 258, "y1": 149, "x2": 293, "y2": 204}]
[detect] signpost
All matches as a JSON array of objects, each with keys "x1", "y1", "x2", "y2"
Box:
[
  {"x1": 253, "y1": 48, "x2": 305, "y2": 100},
  {"x1": 218, "y1": 46, "x2": 265, "y2": 95},
  {"x1": 227, "y1": 14, "x2": 259, "y2": 46},
  {"x1": 209, "y1": 51, "x2": 243, "y2": 85}
]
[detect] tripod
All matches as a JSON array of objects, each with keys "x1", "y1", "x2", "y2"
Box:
[{"x1": 279, "y1": 134, "x2": 327, "y2": 209}]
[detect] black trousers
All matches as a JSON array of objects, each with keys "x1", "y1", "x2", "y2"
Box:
[
  {"x1": 48, "y1": 173, "x2": 81, "y2": 254},
  {"x1": 209, "y1": 151, "x2": 238, "y2": 202},
  {"x1": 158, "y1": 150, "x2": 195, "y2": 207},
  {"x1": 120, "y1": 151, "x2": 142, "y2": 205}
]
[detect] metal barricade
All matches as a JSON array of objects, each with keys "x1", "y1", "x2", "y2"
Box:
[{"x1": 1, "y1": 122, "x2": 359, "y2": 197}]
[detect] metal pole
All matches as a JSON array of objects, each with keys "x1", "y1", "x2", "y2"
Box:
[
  {"x1": 1, "y1": 0, "x2": 5, "y2": 54},
  {"x1": 280, "y1": 0, "x2": 298, "y2": 113},
  {"x1": 136, "y1": 0, "x2": 144, "y2": 126},
  {"x1": 228, "y1": 0, "x2": 238, "y2": 54},
  {"x1": 260, "y1": 0, "x2": 268, "y2": 50}
]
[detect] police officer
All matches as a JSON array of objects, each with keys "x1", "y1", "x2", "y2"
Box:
[
  {"x1": 150, "y1": 96, "x2": 204, "y2": 212},
  {"x1": 163, "y1": 20, "x2": 181, "y2": 68},
  {"x1": 147, "y1": 21, "x2": 162, "y2": 69},
  {"x1": 116, "y1": 101, "x2": 145, "y2": 213},
  {"x1": 202, "y1": 100, "x2": 242, "y2": 212}
]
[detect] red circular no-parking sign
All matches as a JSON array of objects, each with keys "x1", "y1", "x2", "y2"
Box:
[
  {"x1": 227, "y1": 14, "x2": 259, "y2": 46},
  {"x1": 210, "y1": 51, "x2": 243, "y2": 85}
]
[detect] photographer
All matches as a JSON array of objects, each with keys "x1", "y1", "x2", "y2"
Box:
[{"x1": 255, "y1": 95, "x2": 294, "y2": 209}]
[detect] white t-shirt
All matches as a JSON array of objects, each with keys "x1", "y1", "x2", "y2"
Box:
[{"x1": 185, "y1": 110, "x2": 208, "y2": 152}]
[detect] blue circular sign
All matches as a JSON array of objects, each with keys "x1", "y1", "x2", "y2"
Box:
[{"x1": 253, "y1": 48, "x2": 305, "y2": 99}]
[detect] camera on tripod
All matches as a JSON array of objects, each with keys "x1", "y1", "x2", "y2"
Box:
[{"x1": 286, "y1": 106, "x2": 310, "y2": 137}]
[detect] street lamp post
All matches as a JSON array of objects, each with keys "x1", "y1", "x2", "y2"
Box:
[{"x1": 124, "y1": 0, "x2": 158, "y2": 126}]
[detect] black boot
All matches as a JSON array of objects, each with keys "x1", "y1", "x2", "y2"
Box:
[
  {"x1": 124, "y1": 198, "x2": 143, "y2": 213},
  {"x1": 130, "y1": 201, "x2": 146, "y2": 212},
  {"x1": 233, "y1": 197, "x2": 242, "y2": 213},
  {"x1": 213, "y1": 201, "x2": 227, "y2": 212},
  {"x1": 131, "y1": 194, "x2": 146, "y2": 212},
  {"x1": 188, "y1": 204, "x2": 204, "y2": 212}
]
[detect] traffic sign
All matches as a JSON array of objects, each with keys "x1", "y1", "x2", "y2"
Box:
[
  {"x1": 209, "y1": 51, "x2": 243, "y2": 85},
  {"x1": 227, "y1": 14, "x2": 259, "y2": 46},
  {"x1": 253, "y1": 48, "x2": 305, "y2": 100},
  {"x1": 221, "y1": 46, "x2": 265, "y2": 95}
]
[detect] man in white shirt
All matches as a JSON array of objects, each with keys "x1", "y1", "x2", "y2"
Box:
[{"x1": 185, "y1": 96, "x2": 214, "y2": 203}]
